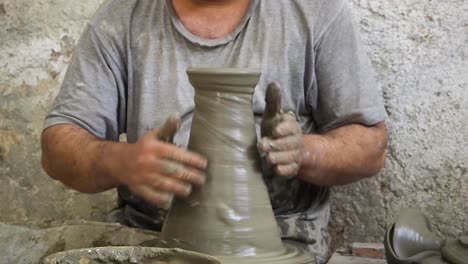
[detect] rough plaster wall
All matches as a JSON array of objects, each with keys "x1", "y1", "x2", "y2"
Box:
[
  {"x1": 0, "y1": 0, "x2": 466, "y2": 246},
  {"x1": 330, "y1": 0, "x2": 468, "y2": 246},
  {"x1": 0, "y1": 0, "x2": 114, "y2": 226}
]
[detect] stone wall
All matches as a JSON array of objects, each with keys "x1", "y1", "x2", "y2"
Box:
[
  {"x1": 0, "y1": 0, "x2": 466, "y2": 248},
  {"x1": 0, "y1": 0, "x2": 114, "y2": 227},
  {"x1": 330, "y1": 0, "x2": 468, "y2": 246}
]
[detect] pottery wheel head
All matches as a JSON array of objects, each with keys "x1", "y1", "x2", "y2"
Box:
[{"x1": 42, "y1": 247, "x2": 221, "y2": 264}]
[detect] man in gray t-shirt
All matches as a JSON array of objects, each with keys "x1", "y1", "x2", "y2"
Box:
[{"x1": 41, "y1": 0, "x2": 388, "y2": 263}]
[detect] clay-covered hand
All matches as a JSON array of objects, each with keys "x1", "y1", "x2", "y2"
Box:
[
  {"x1": 258, "y1": 83, "x2": 304, "y2": 177},
  {"x1": 116, "y1": 115, "x2": 207, "y2": 208}
]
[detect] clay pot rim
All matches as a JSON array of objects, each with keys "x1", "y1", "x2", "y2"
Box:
[
  {"x1": 187, "y1": 67, "x2": 261, "y2": 94},
  {"x1": 187, "y1": 67, "x2": 261, "y2": 76}
]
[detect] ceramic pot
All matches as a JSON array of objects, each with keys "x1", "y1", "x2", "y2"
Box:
[
  {"x1": 384, "y1": 208, "x2": 468, "y2": 264},
  {"x1": 384, "y1": 223, "x2": 446, "y2": 264},
  {"x1": 162, "y1": 68, "x2": 314, "y2": 264},
  {"x1": 393, "y1": 208, "x2": 443, "y2": 258},
  {"x1": 162, "y1": 68, "x2": 283, "y2": 255}
]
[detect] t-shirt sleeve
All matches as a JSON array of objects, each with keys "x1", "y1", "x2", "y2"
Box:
[
  {"x1": 43, "y1": 23, "x2": 126, "y2": 140},
  {"x1": 312, "y1": 2, "x2": 387, "y2": 132}
]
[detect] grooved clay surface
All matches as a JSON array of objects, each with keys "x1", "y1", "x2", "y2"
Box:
[{"x1": 0, "y1": 0, "x2": 466, "y2": 250}]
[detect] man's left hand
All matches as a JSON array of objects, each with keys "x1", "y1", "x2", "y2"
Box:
[{"x1": 258, "y1": 83, "x2": 304, "y2": 177}]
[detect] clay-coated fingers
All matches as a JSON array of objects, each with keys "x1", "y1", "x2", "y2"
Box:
[
  {"x1": 283, "y1": 111, "x2": 297, "y2": 120},
  {"x1": 266, "y1": 150, "x2": 302, "y2": 165},
  {"x1": 154, "y1": 115, "x2": 181, "y2": 142},
  {"x1": 264, "y1": 82, "x2": 282, "y2": 117},
  {"x1": 137, "y1": 185, "x2": 173, "y2": 209},
  {"x1": 158, "y1": 159, "x2": 206, "y2": 185},
  {"x1": 160, "y1": 144, "x2": 208, "y2": 170},
  {"x1": 274, "y1": 163, "x2": 300, "y2": 177},
  {"x1": 272, "y1": 119, "x2": 301, "y2": 138},
  {"x1": 258, "y1": 135, "x2": 303, "y2": 152},
  {"x1": 147, "y1": 172, "x2": 192, "y2": 198}
]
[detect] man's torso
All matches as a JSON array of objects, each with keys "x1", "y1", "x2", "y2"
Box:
[{"x1": 48, "y1": 0, "x2": 367, "y2": 262}]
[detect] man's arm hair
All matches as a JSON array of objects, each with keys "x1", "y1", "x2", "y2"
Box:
[
  {"x1": 299, "y1": 121, "x2": 388, "y2": 186},
  {"x1": 41, "y1": 124, "x2": 123, "y2": 193},
  {"x1": 41, "y1": 122, "x2": 207, "y2": 206}
]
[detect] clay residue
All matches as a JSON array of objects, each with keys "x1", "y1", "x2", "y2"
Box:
[
  {"x1": 0, "y1": 130, "x2": 19, "y2": 160},
  {"x1": 43, "y1": 247, "x2": 221, "y2": 264}
]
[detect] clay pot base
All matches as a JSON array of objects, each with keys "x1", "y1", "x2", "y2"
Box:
[
  {"x1": 216, "y1": 244, "x2": 314, "y2": 264},
  {"x1": 145, "y1": 238, "x2": 314, "y2": 263},
  {"x1": 43, "y1": 246, "x2": 221, "y2": 264},
  {"x1": 151, "y1": 239, "x2": 314, "y2": 263}
]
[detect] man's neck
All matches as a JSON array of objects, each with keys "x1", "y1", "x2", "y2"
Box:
[{"x1": 171, "y1": 0, "x2": 252, "y2": 39}]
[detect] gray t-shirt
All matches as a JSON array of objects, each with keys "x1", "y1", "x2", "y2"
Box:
[{"x1": 44, "y1": 0, "x2": 387, "y2": 262}]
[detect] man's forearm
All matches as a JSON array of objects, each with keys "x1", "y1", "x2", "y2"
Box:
[
  {"x1": 41, "y1": 124, "x2": 123, "y2": 193},
  {"x1": 42, "y1": 120, "x2": 208, "y2": 205},
  {"x1": 299, "y1": 122, "x2": 388, "y2": 186}
]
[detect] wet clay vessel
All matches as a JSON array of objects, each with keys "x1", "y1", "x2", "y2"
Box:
[
  {"x1": 384, "y1": 222, "x2": 445, "y2": 264},
  {"x1": 162, "y1": 68, "x2": 314, "y2": 264},
  {"x1": 384, "y1": 208, "x2": 468, "y2": 264}
]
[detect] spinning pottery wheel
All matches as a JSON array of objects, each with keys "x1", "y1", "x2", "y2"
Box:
[
  {"x1": 43, "y1": 247, "x2": 221, "y2": 264},
  {"x1": 161, "y1": 68, "x2": 314, "y2": 264}
]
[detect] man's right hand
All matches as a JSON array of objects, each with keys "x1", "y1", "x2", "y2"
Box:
[{"x1": 115, "y1": 116, "x2": 207, "y2": 208}]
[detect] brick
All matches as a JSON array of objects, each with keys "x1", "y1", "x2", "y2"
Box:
[
  {"x1": 351, "y1": 243, "x2": 386, "y2": 259},
  {"x1": 328, "y1": 253, "x2": 387, "y2": 264}
]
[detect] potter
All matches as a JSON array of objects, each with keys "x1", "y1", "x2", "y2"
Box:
[{"x1": 41, "y1": 0, "x2": 388, "y2": 263}]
